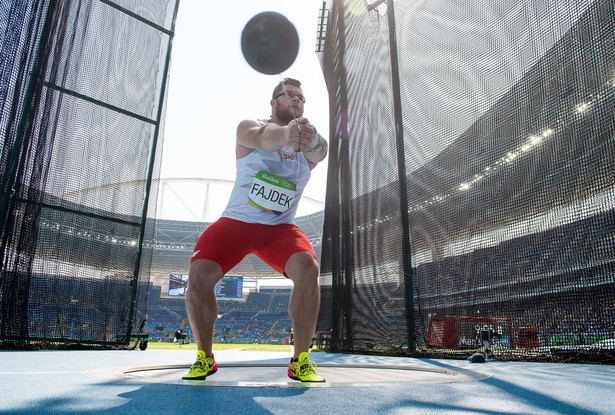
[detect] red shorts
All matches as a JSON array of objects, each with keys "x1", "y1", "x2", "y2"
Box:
[{"x1": 191, "y1": 217, "x2": 316, "y2": 276}]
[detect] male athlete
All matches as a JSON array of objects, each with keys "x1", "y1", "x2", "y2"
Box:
[{"x1": 183, "y1": 78, "x2": 328, "y2": 382}]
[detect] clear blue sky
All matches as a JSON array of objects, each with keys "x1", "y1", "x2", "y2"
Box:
[{"x1": 160, "y1": 1, "x2": 330, "y2": 205}]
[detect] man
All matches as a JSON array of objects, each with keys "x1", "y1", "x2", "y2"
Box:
[{"x1": 183, "y1": 78, "x2": 328, "y2": 382}]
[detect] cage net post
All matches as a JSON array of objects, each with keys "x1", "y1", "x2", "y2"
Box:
[
  {"x1": 318, "y1": 0, "x2": 615, "y2": 363},
  {"x1": 0, "y1": 0, "x2": 179, "y2": 349}
]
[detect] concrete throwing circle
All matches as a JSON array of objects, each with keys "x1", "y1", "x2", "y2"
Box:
[{"x1": 86, "y1": 362, "x2": 489, "y2": 388}]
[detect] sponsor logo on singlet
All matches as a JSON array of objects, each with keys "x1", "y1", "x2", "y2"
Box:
[{"x1": 279, "y1": 151, "x2": 298, "y2": 160}]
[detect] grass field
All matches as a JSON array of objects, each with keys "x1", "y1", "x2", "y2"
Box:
[{"x1": 146, "y1": 342, "x2": 295, "y2": 352}]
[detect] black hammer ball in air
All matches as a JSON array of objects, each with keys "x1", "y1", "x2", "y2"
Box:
[{"x1": 241, "y1": 11, "x2": 299, "y2": 75}]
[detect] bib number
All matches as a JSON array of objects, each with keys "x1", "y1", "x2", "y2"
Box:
[{"x1": 248, "y1": 170, "x2": 296, "y2": 215}]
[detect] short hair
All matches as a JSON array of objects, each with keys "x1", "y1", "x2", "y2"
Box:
[{"x1": 272, "y1": 78, "x2": 302, "y2": 98}]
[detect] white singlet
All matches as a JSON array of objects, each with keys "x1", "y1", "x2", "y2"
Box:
[{"x1": 221, "y1": 137, "x2": 311, "y2": 225}]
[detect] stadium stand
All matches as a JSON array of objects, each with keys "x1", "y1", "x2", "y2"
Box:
[{"x1": 146, "y1": 285, "x2": 295, "y2": 344}]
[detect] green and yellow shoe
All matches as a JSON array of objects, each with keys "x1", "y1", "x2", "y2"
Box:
[
  {"x1": 287, "y1": 352, "x2": 325, "y2": 382},
  {"x1": 182, "y1": 350, "x2": 218, "y2": 380}
]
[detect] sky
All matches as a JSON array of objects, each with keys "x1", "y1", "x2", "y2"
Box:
[{"x1": 159, "y1": 1, "x2": 330, "y2": 218}]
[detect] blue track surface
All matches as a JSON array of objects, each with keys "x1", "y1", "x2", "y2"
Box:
[{"x1": 1, "y1": 349, "x2": 614, "y2": 414}]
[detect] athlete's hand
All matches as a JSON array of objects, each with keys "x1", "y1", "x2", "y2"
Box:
[{"x1": 287, "y1": 117, "x2": 316, "y2": 152}]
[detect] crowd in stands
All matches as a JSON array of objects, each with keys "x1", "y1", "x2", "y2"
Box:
[
  {"x1": 24, "y1": 273, "x2": 138, "y2": 343},
  {"x1": 415, "y1": 209, "x2": 614, "y2": 295},
  {"x1": 512, "y1": 301, "x2": 615, "y2": 346},
  {"x1": 144, "y1": 211, "x2": 614, "y2": 350},
  {"x1": 319, "y1": 210, "x2": 614, "y2": 353},
  {"x1": 146, "y1": 286, "x2": 294, "y2": 344},
  {"x1": 413, "y1": 210, "x2": 614, "y2": 334}
]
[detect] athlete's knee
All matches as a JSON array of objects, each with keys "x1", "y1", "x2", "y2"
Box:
[
  {"x1": 187, "y1": 259, "x2": 223, "y2": 294},
  {"x1": 285, "y1": 252, "x2": 319, "y2": 281}
]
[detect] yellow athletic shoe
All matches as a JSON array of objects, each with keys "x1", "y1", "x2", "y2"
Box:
[
  {"x1": 183, "y1": 350, "x2": 218, "y2": 380},
  {"x1": 287, "y1": 352, "x2": 325, "y2": 382}
]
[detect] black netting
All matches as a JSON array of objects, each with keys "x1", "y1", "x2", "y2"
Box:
[
  {"x1": 319, "y1": 0, "x2": 615, "y2": 363},
  {"x1": 0, "y1": 0, "x2": 178, "y2": 349}
]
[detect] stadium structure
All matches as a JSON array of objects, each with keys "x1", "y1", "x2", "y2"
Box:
[{"x1": 1, "y1": 0, "x2": 613, "y2": 365}]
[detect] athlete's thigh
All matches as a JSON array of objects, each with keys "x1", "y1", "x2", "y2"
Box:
[
  {"x1": 191, "y1": 218, "x2": 253, "y2": 274},
  {"x1": 256, "y1": 224, "x2": 316, "y2": 275}
]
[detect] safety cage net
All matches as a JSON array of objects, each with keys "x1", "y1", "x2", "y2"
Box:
[
  {"x1": 0, "y1": 0, "x2": 179, "y2": 348},
  {"x1": 317, "y1": 0, "x2": 614, "y2": 363}
]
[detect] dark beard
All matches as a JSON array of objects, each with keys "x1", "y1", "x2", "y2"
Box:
[{"x1": 275, "y1": 105, "x2": 298, "y2": 124}]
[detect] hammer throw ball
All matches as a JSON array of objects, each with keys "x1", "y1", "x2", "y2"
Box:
[
  {"x1": 468, "y1": 353, "x2": 486, "y2": 363},
  {"x1": 241, "y1": 11, "x2": 299, "y2": 75}
]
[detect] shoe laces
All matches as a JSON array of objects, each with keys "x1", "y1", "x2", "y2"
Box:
[
  {"x1": 192, "y1": 356, "x2": 212, "y2": 370},
  {"x1": 298, "y1": 359, "x2": 318, "y2": 375}
]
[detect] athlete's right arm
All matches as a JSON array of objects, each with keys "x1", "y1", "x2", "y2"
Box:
[{"x1": 236, "y1": 120, "x2": 289, "y2": 158}]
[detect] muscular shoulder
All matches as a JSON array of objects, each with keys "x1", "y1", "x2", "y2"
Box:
[
  {"x1": 238, "y1": 119, "x2": 265, "y2": 130},
  {"x1": 236, "y1": 119, "x2": 266, "y2": 158}
]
